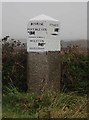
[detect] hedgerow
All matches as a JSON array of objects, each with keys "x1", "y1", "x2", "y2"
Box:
[{"x1": 2, "y1": 36, "x2": 89, "y2": 94}]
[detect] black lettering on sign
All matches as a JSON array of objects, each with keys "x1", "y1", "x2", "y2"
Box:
[
  {"x1": 28, "y1": 31, "x2": 35, "y2": 35},
  {"x1": 54, "y1": 28, "x2": 59, "y2": 32},
  {"x1": 51, "y1": 28, "x2": 59, "y2": 36},
  {"x1": 50, "y1": 23, "x2": 58, "y2": 27},
  {"x1": 28, "y1": 28, "x2": 47, "y2": 31},
  {"x1": 31, "y1": 22, "x2": 43, "y2": 26},
  {"x1": 29, "y1": 47, "x2": 44, "y2": 49},
  {"x1": 38, "y1": 43, "x2": 45, "y2": 46},
  {"x1": 30, "y1": 40, "x2": 44, "y2": 42},
  {"x1": 51, "y1": 33, "x2": 58, "y2": 35}
]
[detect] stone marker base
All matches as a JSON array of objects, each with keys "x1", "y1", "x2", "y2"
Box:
[{"x1": 27, "y1": 51, "x2": 61, "y2": 94}]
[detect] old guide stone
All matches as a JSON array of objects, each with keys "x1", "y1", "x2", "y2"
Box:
[{"x1": 27, "y1": 14, "x2": 61, "y2": 93}]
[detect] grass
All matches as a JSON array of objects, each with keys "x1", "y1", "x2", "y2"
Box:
[{"x1": 2, "y1": 87, "x2": 87, "y2": 118}]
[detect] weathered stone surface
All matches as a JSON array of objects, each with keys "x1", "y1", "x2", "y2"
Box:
[
  {"x1": 47, "y1": 51, "x2": 61, "y2": 92},
  {"x1": 27, "y1": 51, "x2": 61, "y2": 93}
]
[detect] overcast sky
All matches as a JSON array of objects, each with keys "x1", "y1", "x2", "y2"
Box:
[{"x1": 2, "y1": 2, "x2": 87, "y2": 41}]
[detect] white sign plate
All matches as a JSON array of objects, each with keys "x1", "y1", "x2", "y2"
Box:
[{"x1": 27, "y1": 20, "x2": 60, "y2": 52}]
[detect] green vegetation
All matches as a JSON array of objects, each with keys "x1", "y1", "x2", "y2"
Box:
[
  {"x1": 60, "y1": 48, "x2": 89, "y2": 94},
  {"x1": 2, "y1": 36, "x2": 88, "y2": 118},
  {"x1": 2, "y1": 36, "x2": 27, "y2": 92},
  {"x1": 3, "y1": 87, "x2": 87, "y2": 118}
]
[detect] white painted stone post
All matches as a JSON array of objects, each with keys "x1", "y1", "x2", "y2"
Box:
[{"x1": 27, "y1": 14, "x2": 61, "y2": 93}]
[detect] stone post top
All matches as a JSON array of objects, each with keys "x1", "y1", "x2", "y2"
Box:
[{"x1": 30, "y1": 14, "x2": 59, "y2": 21}]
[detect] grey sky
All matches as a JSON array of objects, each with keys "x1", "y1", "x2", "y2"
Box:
[{"x1": 2, "y1": 2, "x2": 87, "y2": 41}]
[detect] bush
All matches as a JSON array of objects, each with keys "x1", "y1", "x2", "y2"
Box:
[
  {"x1": 60, "y1": 45, "x2": 89, "y2": 94},
  {"x1": 2, "y1": 36, "x2": 27, "y2": 92}
]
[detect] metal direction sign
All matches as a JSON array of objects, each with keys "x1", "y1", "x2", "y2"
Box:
[{"x1": 27, "y1": 16, "x2": 60, "y2": 52}]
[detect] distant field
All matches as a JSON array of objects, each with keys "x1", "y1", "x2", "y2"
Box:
[{"x1": 61, "y1": 39, "x2": 87, "y2": 48}]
